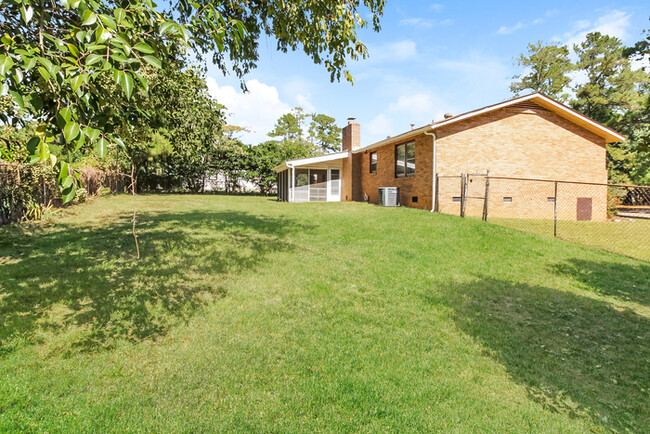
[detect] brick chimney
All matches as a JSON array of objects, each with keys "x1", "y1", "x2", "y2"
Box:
[
  {"x1": 342, "y1": 117, "x2": 360, "y2": 152},
  {"x1": 341, "y1": 117, "x2": 361, "y2": 201}
]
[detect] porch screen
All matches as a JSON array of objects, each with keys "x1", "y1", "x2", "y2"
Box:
[
  {"x1": 309, "y1": 169, "x2": 327, "y2": 202},
  {"x1": 294, "y1": 169, "x2": 309, "y2": 202},
  {"x1": 330, "y1": 169, "x2": 340, "y2": 196}
]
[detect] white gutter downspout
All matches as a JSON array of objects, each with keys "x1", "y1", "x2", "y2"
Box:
[{"x1": 423, "y1": 128, "x2": 437, "y2": 212}]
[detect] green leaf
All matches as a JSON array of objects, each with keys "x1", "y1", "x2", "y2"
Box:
[
  {"x1": 59, "y1": 107, "x2": 72, "y2": 123},
  {"x1": 70, "y1": 74, "x2": 84, "y2": 91},
  {"x1": 62, "y1": 185, "x2": 76, "y2": 204},
  {"x1": 75, "y1": 132, "x2": 86, "y2": 151},
  {"x1": 120, "y1": 71, "x2": 134, "y2": 98},
  {"x1": 37, "y1": 140, "x2": 50, "y2": 162},
  {"x1": 63, "y1": 121, "x2": 80, "y2": 142},
  {"x1": 85, "y1": 53, "x2": 102, "y2": 66},
  {"x1": 8, "y1": 90, "x2": 24, "y2": 108},
  {"x1": 133, "y1": 42, "x2": 154, "y2": 54},
  {"x1": 114, "y1": 8, "x2": 126, "y2": 24},
  {"x1": 95, "y1": 137, "x2": 108, "y2": 158},
  {"x1": 24, "y1": 57, "x2": 37, "y2": 70},
  {"x1": 58, "y1": 161, "x2": 70, "y2": 184},
  {"x1": 96, "y1": 27, "x2": 111, "y2": 44},
  {"x1": 81, "y1": 10, "x2": 97, "y2": 26},
  {"x1": 100, "y1": 14, "x2": 117, "y2": 31},
  {"x1": 20, "y1": 5, "x2": 33, "y2": 24},
  {"x1": 159, "y1": 21, "x2": 175, "y2": 34},
  {"x1": 66, "y1": 43, "x2": 80, "y2": 57},
  {"x1": 142, "y1": 55, "x2": 161, "y2": 69},
  {"x1": 37, "y1": 66, "x2": 50, "y2": 81},
  {"x1": 83, "y1": 126, "x2": 101, "y2": 142},
  {"x1": 26, "y1": 136, "x2": 40, "y2": 154},
  {"x1": 0, "y1": 54, "x2": 14, "y2": 76}
]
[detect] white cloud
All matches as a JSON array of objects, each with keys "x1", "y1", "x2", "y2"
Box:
[
  {"x1": 368, "y1": 40, "x2": 418, "y2": 63},
  {"x1": 206, "y1": 78, "x2": 291, "y2": 144},
  {"x1": 295, "y1": 93, "x2": 315, "y2": 112},
  {"x1": 399, "y1": 17, "x2": 453, "y2": 29},
  {"x1": 400, "y1": 18, "x2": 435, "y2": 28},
  {"x1": 556, "y1": 10, "x2": 633, "y2": 47},
  {"x1": 388, "y1": 93, "x2": 435, "y2": 115},
  {"x1": 430, "y1": 3, "x2": 444, "y2": 12},
  {"x1": 496, "y1": 15, "x2": 546, "y2": 35},
  {"x1": 497, "y1": 22, "x2": 526, "y2": 35},
  {"x1": 366, "y1": 114, "x2": 395, "y2": 139}
]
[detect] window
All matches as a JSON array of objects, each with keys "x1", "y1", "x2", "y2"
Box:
[
  {"x1": 452, "y1": 197, "x2": 461, "y2": 203},
  {"x1": 503, "y1": 196, "x2": 513, "y2": 203},
  {"x1": 395, "y1": 142, "x2": 415, "y2": 177},
  {"x1": 547, "y1": 197, "x2": 556, "y2": 203},
  {"x1": 369, "y1": 152, "x2": 377, "y2": 173},
  {"x1": 412, "y1": 196, "x2": 418, "y2": 203}
]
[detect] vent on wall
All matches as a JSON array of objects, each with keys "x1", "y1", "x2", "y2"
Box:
[{"x1": 511, "y1": 101, "x2": 550, "y2": 111}]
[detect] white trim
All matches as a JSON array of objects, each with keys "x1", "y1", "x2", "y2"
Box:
[
  {"x1": 273, "y1": 151, "x2": 349, "y2": 172},
  {"x1": 352, "y1": 92, "x2": 625, "y2": 154}
]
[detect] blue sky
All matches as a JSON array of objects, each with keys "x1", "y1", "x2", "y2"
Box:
[{"x1": 205, "y1": 1, "x2": 650, "y2": 146}]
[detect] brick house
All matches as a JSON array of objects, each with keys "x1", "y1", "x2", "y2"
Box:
[{"x1": 274, "y1": 92, "x2": 624, "y2": 221}]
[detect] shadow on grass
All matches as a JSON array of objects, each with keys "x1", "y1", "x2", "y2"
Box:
[
  {"x1": 551, "y1": 259, "x2": 650, "y2": 307},
  {"x1": 0, "y1": 210, "x2": 311, "y2": 355},
  {"x1": 424, "y1": 277, "x2": 650, "y2": 432}
]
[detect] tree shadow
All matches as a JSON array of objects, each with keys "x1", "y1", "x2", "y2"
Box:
[
  {"x1": 0, "y1": 210, "x2": 312, "y2": 355},
  {"x1": 424, "y1": 277, "x2": 650, "y2": 432},
  {"x1": 551, "y1": 259, "x2": 650, "y2": 307}
]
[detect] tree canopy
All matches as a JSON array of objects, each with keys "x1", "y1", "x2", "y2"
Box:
[
  {"x1": 511, "y1": 29, "x2": 650, "y2": 184},
  {"x1": 0, "y1": 0, "x2": 385, "y2": 200}
]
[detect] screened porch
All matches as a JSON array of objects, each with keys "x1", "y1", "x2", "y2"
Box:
[{"x1": 274, "y1": 152, "x2": 347, "y2": 203}]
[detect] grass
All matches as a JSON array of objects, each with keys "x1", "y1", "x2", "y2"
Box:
[
  {"x1": 488, "y1": 217, "x2": 650, "y2": 262},
  {"x1": 0, "y1": 194, "x2": 648, "y2": 432}
]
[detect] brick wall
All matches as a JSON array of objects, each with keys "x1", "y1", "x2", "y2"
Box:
[
  {"x1": 356, "y1": 103, "x2": 608, "y2": 219},
  {"x1": 359, "y1": 133, "x2": 434, "y2": 209}
]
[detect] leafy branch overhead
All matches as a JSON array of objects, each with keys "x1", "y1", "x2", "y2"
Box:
[{"x1": 0, "y1": 0, "x2": 385, "y2": 201}]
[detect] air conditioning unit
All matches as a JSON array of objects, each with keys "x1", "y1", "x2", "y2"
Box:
[{"x1": 378, "y1": 187, "x2": 400, "y2": 206}]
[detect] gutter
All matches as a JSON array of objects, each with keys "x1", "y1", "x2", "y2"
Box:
[{"x1": 423, "y1": 128, "x2": 437, "y2": 212}]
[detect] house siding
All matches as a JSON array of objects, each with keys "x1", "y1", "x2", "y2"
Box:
[{"x1": 357, "y1": 104, "x2": 608, "y2": 220}]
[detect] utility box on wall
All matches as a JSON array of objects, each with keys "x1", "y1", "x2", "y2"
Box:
[{"x1": 378, "y1": 187, "x2": 400, "y2": 206}]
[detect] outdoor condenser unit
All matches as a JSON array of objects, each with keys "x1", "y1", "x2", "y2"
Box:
[{"x1": 378, "y1": 187, "x2": 400, "y2": 206}]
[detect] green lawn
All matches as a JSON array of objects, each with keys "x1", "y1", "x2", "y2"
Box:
[
  {"x1": 487, "y1": 217, "x2": 650, "y2": 262},
  {"x1": 1, "y1": 195, "x2": 648, "y2": 432}
]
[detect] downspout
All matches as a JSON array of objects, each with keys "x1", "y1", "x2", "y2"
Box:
[{"x1": 423, "y1": 128, "x2": 437, "y2": 212}]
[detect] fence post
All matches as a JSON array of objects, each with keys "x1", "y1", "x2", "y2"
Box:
[
  {"x1": 482, "y1": 170, "x2": 490, "y2": 221},
  {"x1": 460, "y1": 173, "x2": 467, "y2": 218},
  {"x1": 553, "y1": 180, "x2": 558, "y2": 238}
]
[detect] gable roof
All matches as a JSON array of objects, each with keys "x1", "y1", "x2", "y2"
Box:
[
  {"x1": 273, "y1": 151, "x2": 348, "y2": 172},
  {"x1": 353, "y1": 92, "x2": 625, "y2": 154}
]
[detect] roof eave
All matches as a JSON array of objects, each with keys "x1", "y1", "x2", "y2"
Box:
[{"x1": 352, "y1": 92, "x2": 625, "y2": 153}]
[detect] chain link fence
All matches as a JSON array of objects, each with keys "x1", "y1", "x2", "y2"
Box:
[{"x1": 436, "y1": 173, "x2": 650, "y2": 262}]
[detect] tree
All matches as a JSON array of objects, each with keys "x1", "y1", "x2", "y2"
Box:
[
  {"x1": 269, "y1": 107, "x2": 309, "y2": 142},
  {"x1": 245, "y1": 140, "x2": 313, "y2": 194},
  {"x1": 510, "y1": 41, "x2": 573, "y2": 101},
  {"x1": 0, "y1": 0, "x2": 386, "y2": 201},
  {"x1": 511, "y1": 29, "x2": 650, "y2": 184},
  {"x1": 309, "y1": 114, "x2": 342, "y2": 153}
]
